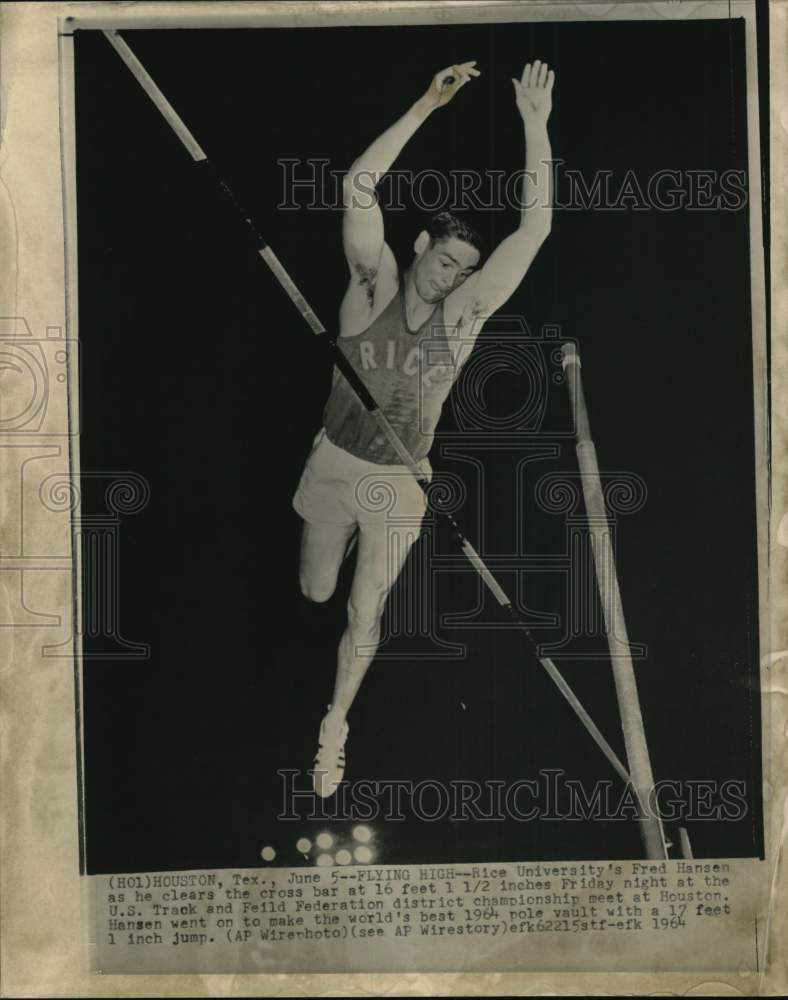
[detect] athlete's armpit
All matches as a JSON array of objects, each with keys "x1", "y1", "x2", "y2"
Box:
[
  {"x1": 339, "y1": 242, "x2": 397, "y2": 336},
  {"x1": 351, "y1": 261, "x2": 378, "y2": 306}
]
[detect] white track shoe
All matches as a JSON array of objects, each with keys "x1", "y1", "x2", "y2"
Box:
[{"x1": 312, "y1": 708, "x2": 349, "y2": 799}]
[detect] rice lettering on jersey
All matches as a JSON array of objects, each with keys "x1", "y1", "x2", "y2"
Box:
[{"x1": 324, "y1": 283, "x2": 457, "y2": 464}]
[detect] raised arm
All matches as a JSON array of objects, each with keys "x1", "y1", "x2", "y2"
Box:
[
  {"x1": 340, "y1": 62, "x2": 480, "y2": 327},
  {"x1": 451, "y1": 60, "x2": 554, "y2": 323}
]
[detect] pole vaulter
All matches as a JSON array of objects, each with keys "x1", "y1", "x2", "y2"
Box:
[{"x1": 100, "y1": 29, "x2": 667, "y2": 859}]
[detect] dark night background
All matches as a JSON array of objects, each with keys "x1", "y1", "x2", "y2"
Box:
[{"x1": 74, "y1": 16, "x2": 763, "y2": 874}]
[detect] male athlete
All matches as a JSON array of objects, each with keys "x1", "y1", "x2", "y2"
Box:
[{"x1": 293, "y1": 59, "x2": 555, "y2": 797}]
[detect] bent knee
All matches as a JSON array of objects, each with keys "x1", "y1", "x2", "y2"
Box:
[{"x1": 300, "y1": 573, "x2": 337, "y2": 604}]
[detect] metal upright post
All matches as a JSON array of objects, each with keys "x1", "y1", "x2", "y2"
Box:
[{"x1": 562, "y1": 342, "x2": 667, "y2": 859}]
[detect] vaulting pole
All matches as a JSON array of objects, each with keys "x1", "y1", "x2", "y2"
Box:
[
  {"x1": 561, "y1": 343, "x2": 667, "y2": 859},
  {"x1": 102, "y1": 29, "x2": 638, "y2": 798}
]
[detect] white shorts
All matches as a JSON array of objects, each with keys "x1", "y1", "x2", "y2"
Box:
[{"x1": 292, "y1": 429, "x2": 431, "y2": 528}]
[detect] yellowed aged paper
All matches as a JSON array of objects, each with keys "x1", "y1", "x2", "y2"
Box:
[{"x1": 0, "y1": 0, "x2": 785, "y2": 995}]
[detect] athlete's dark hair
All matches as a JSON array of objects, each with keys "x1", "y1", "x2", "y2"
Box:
[{"x1": 426, "y1": 211, "x2": 485, "y2": 259}]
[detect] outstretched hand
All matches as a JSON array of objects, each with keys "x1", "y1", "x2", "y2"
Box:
[
  {"x1": 423, "y1": 61, "x2": 480, "y2": 110},
  {"x1": 512, "y1": 60, "x2": 554, "y2": 126}
]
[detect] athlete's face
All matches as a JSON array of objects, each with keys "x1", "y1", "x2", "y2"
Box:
[{"x1": 413, "y1": 236, "x2": 480, "y2": 303}]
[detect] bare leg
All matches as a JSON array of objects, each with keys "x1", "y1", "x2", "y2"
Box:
[
  {"x1": 329, "y1": 523, "x2": 419, "y2": 724},
  {"x1": 298, "y1": 520, "x2": 357, "y2": 603}
]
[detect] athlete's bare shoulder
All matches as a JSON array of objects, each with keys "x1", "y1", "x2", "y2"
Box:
[{"x1": 339, "y1": 242, "x2": 399, "y2": 338}]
